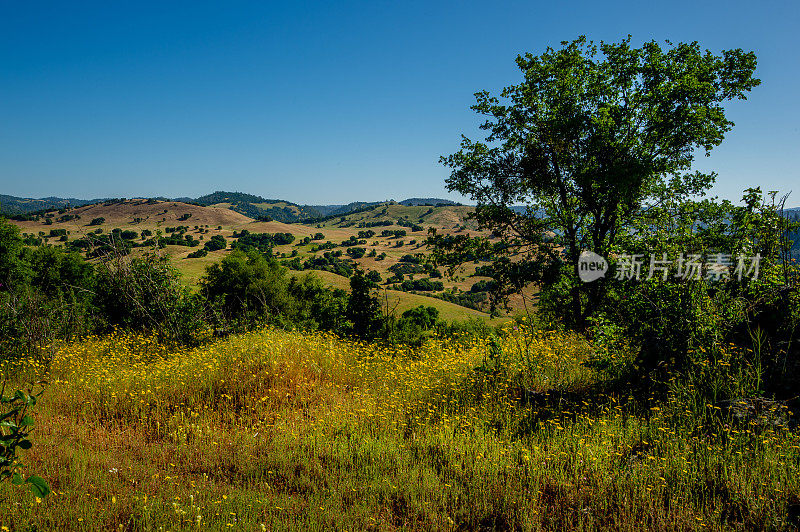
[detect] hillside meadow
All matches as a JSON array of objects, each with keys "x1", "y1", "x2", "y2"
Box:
[
  {"x1": 8, "y1": 199, "x2": 517, "y2": 319},
  {"x1": 2, "y1": 325, "x2": 798, "y2": 530}
]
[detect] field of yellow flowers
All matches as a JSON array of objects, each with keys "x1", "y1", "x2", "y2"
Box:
[{"x1": 1, "y1": 325, "x2": 799, "y2": 530}]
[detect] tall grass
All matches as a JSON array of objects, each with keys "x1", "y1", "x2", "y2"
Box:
[{"x1": 1, "y1": 325, "x2": 798, "y2": 530}]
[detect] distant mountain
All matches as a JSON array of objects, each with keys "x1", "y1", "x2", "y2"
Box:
[
  {"x1": 194, "y1": 191, "x2": 321, "y2": 222},
  {"x1": 305, "y1": 204, "x2": 345, "y2": 217},
  {"x1": 304, "y1": 199, "x2": 460, "y2": 218},
  {"x1": 400, "y1": 198, "x2": 461, "y2": 207},
  {"x1": 300, "y1": 202, "x2": 395, "y2": 224},
  {"x1": 309, "y1": 201, "x2": 387, "y2": 218},
  {"x1": 194, "y1": 191, "x2": 280, "y2": 206},
  {"x1": 0, "y1": 194, "x2": 104, "y2": 215}
]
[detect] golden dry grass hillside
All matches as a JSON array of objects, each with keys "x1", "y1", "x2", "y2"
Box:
[{"x1": 9, "y1": 199, "x2": 523, "y2": 319}]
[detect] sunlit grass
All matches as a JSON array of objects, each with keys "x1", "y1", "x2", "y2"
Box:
[{"x1": 1, "y1": 325, "x2": 798, "y2": 530}]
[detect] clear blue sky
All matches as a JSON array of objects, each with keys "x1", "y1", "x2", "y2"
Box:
[{"x1": 1, "y1": 0, "x2": 798, "y2": 205}]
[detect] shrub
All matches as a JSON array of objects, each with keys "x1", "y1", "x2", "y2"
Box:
[
  {"x1": 200, "y1": 250, "x2": 293, "y2": 328},
  {"x1": 346, "y1": 246, "x2": 366, "y2": 259},
  {"x1": 94, "y1": 251, "x2": 205, "y2": 345},
  {"x1": 204, "y1": 234, "x2": 227, "y2": 251}
]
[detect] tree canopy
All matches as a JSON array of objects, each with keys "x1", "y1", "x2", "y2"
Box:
[{"x1": 431, "y1": 36, "x2": 760, "y2": 328}]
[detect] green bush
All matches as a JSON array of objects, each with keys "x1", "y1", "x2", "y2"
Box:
[
  {"x1": 204, "y1": 234, "x2": 227, "y2": 251},
  {"x1": 94, "y1": 251, "x2": 205, "y2": 345},
  {"x1": 0, "y1": 383, "x2": 50, "y2": 499},
  {"x1": 201, "y1": 250, "x2": 293, "y2": 328}
]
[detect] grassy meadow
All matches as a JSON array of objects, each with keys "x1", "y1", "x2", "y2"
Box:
[{"x1": 2, "y1": 325, "x2": 798, "y2": 530}]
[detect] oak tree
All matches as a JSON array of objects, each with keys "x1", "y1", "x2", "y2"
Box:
[{"x1": 431, "y1": 36, "x2": 760, "y2": 328}]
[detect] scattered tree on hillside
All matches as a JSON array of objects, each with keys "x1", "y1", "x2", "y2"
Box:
[{"x1": 346, "y1": 267, "x2": 382, "y2": 339}]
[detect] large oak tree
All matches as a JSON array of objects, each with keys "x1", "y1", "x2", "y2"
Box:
[{"x1": 431, "y1": 36, "x2": 760, "y2": 328}]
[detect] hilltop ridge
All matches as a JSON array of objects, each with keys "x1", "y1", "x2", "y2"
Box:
[{"x1": 0, "y1": 191, "x2": 466, "y2": 222}]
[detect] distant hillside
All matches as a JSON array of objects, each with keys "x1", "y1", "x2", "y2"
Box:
[
  {"x1": 195, "y1": 191, "x2": 321, "y2": 222},
  {"x1": 306, "y1": 199, "x2": 462, "y2": 217},
  {"x1": 304, "y1": 204, "x2": 345, "y2": 217},
  {"x1": 0, "y1": 194, "x2": 103, "y2": 215},
  {"x1": 8, "y1": 198, "x2": 255, "y2": 230},
  {"x1": 303, "y1": 201, "x2": 482, "y2": 232},
  {"x1": 301, "y1": 202, "x2": 397, "y2": 224},
  {"x1": 305, "y1": 201, "x2": 387, "y2": 219},
  {"x1": 399, "y1": 198, "x2": 461, "y2": 207}
]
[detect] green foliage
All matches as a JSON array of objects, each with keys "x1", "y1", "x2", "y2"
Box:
[
  {"x1": 433, "y1": 36, "x2": 760, "y2": 329},
  {"x1": 0, "y1": 382, "x2": 50, "y2": 498},
  {"x1": 345, "y1": 246, "x2": 366, "y2": 259},
  {"x1": 201, "y1": 250, "x2": 354, "y2": 334},
  {"x1": 203, "y1": 234, "x2": 227, "y2": 251},
  {"x1": 285, "y1": 274, "x2": 349, "y2": 332},
  {"x1": 398, "y1": 254, "x2": 421, "y2": 264},
  {"x1": 388, "y1": 262, "x2": 425, "y2": 276},
  {"x1": 470, "y1": 279, "x2": 496, "y2": 293},
  {"x1": 0, "y1": 231, "x2": 97, "y2": 355},
  {"x1": 201, "y1": 250, "x2": 295, "y2": 328},
  {"x1": 401, "y1": 305, "x2": 440, "y2": 330},
  {"x1": 0, "y1": 218, "x2": 31, "y2": 290},
  {"x1": 365, "y1": 270, "x2": 381, "y2": 284},
  {"x1": 346, "y1": 267, "x2": 382, "y2": 339},
  {"x1": 398, "y1": 278, "x2": 444, "y2": 292},
  {"x1": 232, "y1": 231, "x2": 294, "y2": 252},
  {"x1": 301, "y1": 252, "x2": 355, "y2": 277},
  {"x1": 341, "y1": 236, "x2": 366, "y2": 247},
  {"x1": 577, "y1": 190, "x2": 800, "y2": 399},
  {"x1": 94, "y1": 251, "x2": 205, "y2": 345},
  {"x1": 26, "y1": 246, "x2": 94, "y2": 299}
]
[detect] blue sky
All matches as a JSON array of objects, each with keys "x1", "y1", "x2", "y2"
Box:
[{"x1": 1, "y1": 0, "x2": 798, "y2": 205}]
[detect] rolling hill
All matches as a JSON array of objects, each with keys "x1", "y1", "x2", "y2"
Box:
[
  {"x1": 0, "y1": 194, "x2": 103, "y2": 214},
  {"x1": 7, "y1": 197, "x2": 511, "y2": 318},
  {"x1": 1, "y1": 192, "x2": 472, "y2": 223},
  {"x1": 193, "y1": 191, "x2": 321, "y2": 222}
]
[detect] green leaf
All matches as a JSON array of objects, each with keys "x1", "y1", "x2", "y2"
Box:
[
  {"x1": 18, "y1": 439, "x2": 32, "y2": 449},
  {"x1": 19, "y1": 415, "x2": 34, "y2": 427},
  {"x1": 26, "y1": 475, "x2": 51, "y2": 498},
  {"x1": 11, "y1": 472, "x2": 24, "y2": 485}
]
